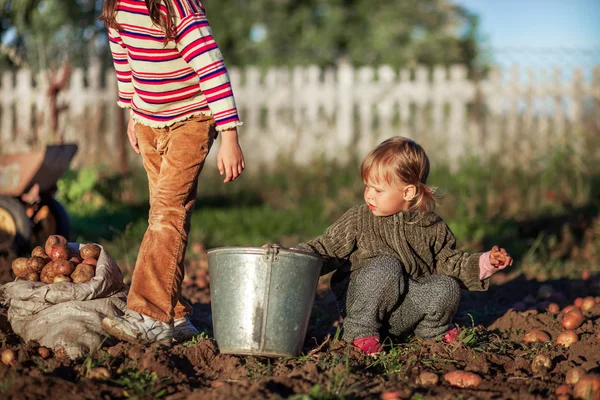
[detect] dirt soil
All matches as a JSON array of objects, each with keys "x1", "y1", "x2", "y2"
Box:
[{"x1": 1, "y1": 251, "x2": 600, "y2": 400}]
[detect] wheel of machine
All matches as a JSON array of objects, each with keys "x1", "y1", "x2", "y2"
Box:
[
  {"x1": 0, "y1": 196, "x2": 32, "y2": 253},
  {"x1": 30, "y1": 196, "x2": 70, "y2": 246}
]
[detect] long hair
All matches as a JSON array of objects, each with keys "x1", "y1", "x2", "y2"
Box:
[
  {"x1": 100, "y1": 0, "x2": 176, "y2": 42},
  {"x1": 360, "y1": 137, "x2": 441, "y2": 213}
]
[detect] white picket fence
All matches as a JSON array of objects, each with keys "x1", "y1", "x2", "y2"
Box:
[{"x1": 1, "y1": 62, "x2": 599, "y2": 169}]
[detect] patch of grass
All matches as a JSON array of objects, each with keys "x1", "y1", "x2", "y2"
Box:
[
  {"x1": 110, "y1": 368, "x2": 170, "y2": 399},
  {"x1": 244, "y1": 357, "x2": 273, "y2": 379},
  {"x1": 362, "y1": 344, "x2": 407, "y2": 376},
  {"x1": 0, "y1": 377, "x2": 12, "y2": 393},
  {"x1": 182, "y1": 332, "x2": 210, "y2": 348}
]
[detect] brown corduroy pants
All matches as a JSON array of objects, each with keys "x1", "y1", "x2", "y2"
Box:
[{"x1": 127, "y1": 114, "x2": 216, "y2": 323}]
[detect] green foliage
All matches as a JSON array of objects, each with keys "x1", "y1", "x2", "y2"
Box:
[
  {"x1": 1, "y1": 0, "x2": 487, "y2": 71},
  {"x1": 0, "y1": 0, "x2": 107, "y2": 71},
  {"x1": 204, "y1": 0, "x2": 487, "y2": 69},
  {"x1": 110, "y1": 368, "x2": 170, "y2": 399},
  {"x1": 182, "y1": 332, "x2": 210, "y2": 347},
  {"x1": 56, "y1": 168, "x2": 104, "y2": 212}
]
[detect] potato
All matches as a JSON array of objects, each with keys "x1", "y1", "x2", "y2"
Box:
[
  {"x1": 71, "y1": 263, "x2": 95, "y2": 283},
  {"x1": 562, "y1": 312, "x2": 584, "y2": 330},
  {"x1": 557, "y1": 331, "x2": 578, "y2": 348},
  {"x1": 416, "y1": 371, "x2": 439, "y2": 386},
  {"x1": 80, "y1": 244, "x2": 101, "y2": 260},
  {"x1": 547, "y1": 303, "x2": 560, "y2": 314},
  {"x1": 49, "y1": 245, "x2": 70, "y2": 261},
  {"x1": 573, "y1": 375, "x2": 600, "y2": 400},
  {"x1": 531, "y1": 354, "x2": 552, "y2": 375},
  {"x1": 26, "y1": 256, "x2": 47, "y2": 273},
  {"x1": 581, "y1": 297, "x2": 596, "y2": 312},
  {"x1": 567, "y1": 367, "x2": 587, "y2": 385},
  {"x1": 69, "y1": 255, "x2": 83, "y2": 265},
  {"x1": 523, "y1": 329, "x2": 550, "y2": 344},
  {"x1": 31, "y1": 246, "x2": 48, "y2": 258},
  {"x1": 41, "y1": 260, "x2": 75, "y2": 284},
  {"x1": 53, "y1": 274, "x2": 72, "y2": 283},
  {"x1": 82, "y1": 257, "x2": 97, "y2": 267},
  {"x1": 44, "y1": 235, "x2": 67, "y2": 256},
  {"x1": 1, "y1": 349, "x2": 15, "y2": 366},
  {"x1": 443, "y1": 370, "x2": 481, "y2": 388},
  {"x1": 11, "y1": 257, "x2": 29, "y2": 278},
  {"x1": 25, "y1": 272, "x2": 39, "y2": 281}
]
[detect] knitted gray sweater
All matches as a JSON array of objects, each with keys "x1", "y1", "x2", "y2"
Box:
[{"x1": 296, "y1": 204, "x2": 489, "y2": 291}]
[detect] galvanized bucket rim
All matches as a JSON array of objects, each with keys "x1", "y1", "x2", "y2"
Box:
[{"x1": 207, "y1": 245, "x2": 321, "y2": 260}]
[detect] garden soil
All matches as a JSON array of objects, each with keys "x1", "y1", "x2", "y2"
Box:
[{"x1": 1, "y1": 252, "x2": 600, "y2": 399}]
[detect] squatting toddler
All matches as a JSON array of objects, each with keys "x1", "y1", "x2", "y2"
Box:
[{"x1": 294, "y1": 137, "x2": 512, "y2": 355}]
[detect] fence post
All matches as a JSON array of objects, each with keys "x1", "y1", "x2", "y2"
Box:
[
  {"x1": 1, "y1": 72, "x2": 14, "y2": 153},
  {"x1": 335, "y1": 63, "x2": 354, "y2": 163}
]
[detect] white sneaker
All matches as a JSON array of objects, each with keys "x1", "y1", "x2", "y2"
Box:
[
  {"x1": 173, "y1": 318, "x2": 200, "y2": 342},
  {"x1": 102, "y1": 310, "x2": 173, "y2": 344}
]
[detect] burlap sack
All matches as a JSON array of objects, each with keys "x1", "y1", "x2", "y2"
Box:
[{"x1": 0, "y1": 243, "x2": 128, "y2": 359}]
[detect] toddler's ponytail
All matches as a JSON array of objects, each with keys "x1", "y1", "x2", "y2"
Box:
[{"x1": 410, "y1": 182, "x2": 439, "y2": 213}]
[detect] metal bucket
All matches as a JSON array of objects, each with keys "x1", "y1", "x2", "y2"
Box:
[{"x1": 207, "y1": 245, "x2": 323, "y2": 357}]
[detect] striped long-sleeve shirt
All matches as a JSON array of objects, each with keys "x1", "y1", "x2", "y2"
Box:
[{"x1": 108, "y1": 0, "x2": 241, "y2": 131}]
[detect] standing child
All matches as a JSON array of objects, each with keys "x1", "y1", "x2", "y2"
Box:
[
  {"x1": 294, "y1": 137, "x2": 512, "y2": 354},
  {"x1": 100, "y1": 0, "x2": 245, "y2": 343}
]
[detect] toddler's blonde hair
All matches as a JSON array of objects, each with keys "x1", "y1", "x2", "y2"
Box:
[{"x1": 360, "y1": 137, "x2": 439, "y2": 212}]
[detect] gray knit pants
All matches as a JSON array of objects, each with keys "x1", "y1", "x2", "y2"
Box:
[{"x1": 338, "y1": 256, "x2": 461, "y2": 342}]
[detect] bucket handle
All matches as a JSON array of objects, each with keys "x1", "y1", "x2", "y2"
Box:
[{"x1": 264, "y1": 244, "x2": 280, "y2": 262}]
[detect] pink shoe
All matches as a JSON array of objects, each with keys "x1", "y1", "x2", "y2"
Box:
[
  {"x1": 352, "y1": 335, "x2": 382, "y2": 355},
  {"x1": 443, "y1": 326, "x2": 462, "y2": 343}
]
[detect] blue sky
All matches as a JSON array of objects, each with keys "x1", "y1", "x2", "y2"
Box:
[{"x1": 453, "y1": 0, "x2": 600, "y2": 69}]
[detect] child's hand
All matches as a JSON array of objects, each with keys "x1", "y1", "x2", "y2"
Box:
[
  {"x1": 489, "y1": 246, "x2": 513, "y2": 269},
  {"x1": 217, "y1": 128, "x2": 245, "y2": 183}
]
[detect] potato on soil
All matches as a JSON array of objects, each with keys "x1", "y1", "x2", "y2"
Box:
[
  {"x1": 31, "y1": 246, "x2": 48, "y2": 258},
  {"x1": 45, "y1": 235, "x2": 67, "y2": 256},
  {"x1": 26, "y1": 256, "x2": 47, "y2": 273},
  {"x1": 80, "y1": 244, "x2": 101, "y2": 260},
  {"x1": 573, "y1": 374, "x2": 600, "y2": 400},
  {"x1": 443, "y1": 370, "x2": 481, "y2": 388},
  {"x1": 71, "y1": 263, "x2": 95, "y2": 283},
  {"x1": 523, "y1": 329, "x2": 550, "y2": 344},
  {"x1": 566, "y1": 367, "x2": 587, "y2": 385},
  {"x1": 531, "y1": 354, "x2": 552, "y2": 375},
  {"x1": 11, "y1": 257, "x2": 29, "y2": 278},
  {"x1": 41, "y1": 260, "x2": 75, "y2": 284}
]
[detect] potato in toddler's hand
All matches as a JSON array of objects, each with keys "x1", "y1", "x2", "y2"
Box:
[{"x1": 489, "y1": 246, "x2": 512, "y2": 269}]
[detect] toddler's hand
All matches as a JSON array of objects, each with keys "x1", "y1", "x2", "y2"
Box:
[
  {"x1": 489, "y1": 246, "x2": 513, "y2": 269},
  {"x1": 261, "y1": 243, "x2": 280, "y2": 248}
]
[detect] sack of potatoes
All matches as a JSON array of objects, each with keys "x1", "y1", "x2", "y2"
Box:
[{"x1": 11, "y1": 235, "x2": 100, "y2": 284}]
